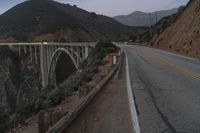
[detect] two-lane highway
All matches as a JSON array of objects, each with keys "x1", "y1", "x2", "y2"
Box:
[{"x1": 124, "y1": 45, "x2": 200, "y2": 133}]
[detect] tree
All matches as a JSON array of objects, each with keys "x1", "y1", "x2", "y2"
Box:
[
  {"x1": 129, "y1": 35, "x2": 137, "y2": 42},
  {"x1": 90, "y1": 12, "x2": 98, "y2": 18}
]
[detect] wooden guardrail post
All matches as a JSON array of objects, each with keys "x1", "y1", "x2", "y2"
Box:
[{"x1": 38, "y1": 109, "x2": 54, "y2": 133}]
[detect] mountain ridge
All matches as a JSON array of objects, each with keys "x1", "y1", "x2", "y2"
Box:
[
  {"x1": 114, "y1": 8, "x2": 178, "y2": 26},
  {"x1": 0, "y1": 0, "x2": 147, "y2": 42}
]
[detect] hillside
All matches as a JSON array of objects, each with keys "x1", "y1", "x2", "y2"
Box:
[
  {"x1": 0, "y1": 0, "x2": 146, "y2": 42},
  {"x1": 150, "y1": 0, "x2": 200, "y2": 58},
  {"x1": 114, "y1": 8, "x2": 178, "y2": 26},
  {"x1": 139, "y1": 6, "x2": 185, "y2": 42}
]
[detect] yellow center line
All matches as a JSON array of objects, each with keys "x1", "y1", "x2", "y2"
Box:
[{"x1": 139, "y1": 49, "x2": 200, "y2": 81}]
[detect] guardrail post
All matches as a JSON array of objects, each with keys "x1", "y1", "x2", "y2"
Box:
[
  {"x1": 40, "y1": 45, "x2": 48, "y2": 87},
  {"x1": 38, "y1": 110, "x2": 54, "y2": 133},
  {"x1": 84, "y1": 46, "x2": 89, "y2": 59}
]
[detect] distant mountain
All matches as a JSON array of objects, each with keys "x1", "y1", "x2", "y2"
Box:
[
  {"x1": 138, "y1": 6, "x2": 185, "y2": 43},
  {"x1": 0, "y1": 0, "x2": 147, "y2": 42},
  {"x1": 114, "y1": 8, "x2": 178, "y2": 26}
]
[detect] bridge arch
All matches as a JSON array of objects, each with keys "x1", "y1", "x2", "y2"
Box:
[{"x1": 47, "y1": 48, "x2": 80, "y2": 85}]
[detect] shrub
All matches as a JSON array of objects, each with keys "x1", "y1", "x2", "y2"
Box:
[
  {"x1": 16, "y1": 101, "x2": 36, "y2": 119},
  {"x1": 46, "y1": 89, "x2": 65, "y2": 107},
  {"x1": 129, "y1": 35, "x2": 137, "y2": 42},
  {"x1": 90, "y1": 12, "x2": 98, "y2": 18}
]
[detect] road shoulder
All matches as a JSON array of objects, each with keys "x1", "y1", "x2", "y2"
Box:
[{"x1": 64, "y1": 56, "x2": 133, "y2": 133}]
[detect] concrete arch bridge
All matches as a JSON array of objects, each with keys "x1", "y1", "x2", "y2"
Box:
[{"x1": 3, "y1": 42, "x2": 95, "y2": 87}]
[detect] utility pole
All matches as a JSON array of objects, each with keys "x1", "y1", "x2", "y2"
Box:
[
  {"x1": 155, "y1": 12, "x2": 158, "y2": 24},
  {"x1": 149, "y1": 13, "x2": 152, "y2": 39}
]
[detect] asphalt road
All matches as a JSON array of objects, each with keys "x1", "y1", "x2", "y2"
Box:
[{"x1": 123, "y1": 45, "x2": 200, "y2": 133}]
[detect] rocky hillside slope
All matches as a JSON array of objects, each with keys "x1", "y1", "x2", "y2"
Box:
[
  {"x1": 0, "y1": 0, "x2": 146, "y2": 42},
  {"x1": 0, "y1": 46, "x2": 41, "y2": 132},
  {"x1": 150, "y1": 0, "x2": 200, "y2": 58},
  {"x1": 139, "y1": 6, "x2": 185, "y2": 42},
  {"x1": 114, "y1": 8, "x2": 178, "y2": 26}
]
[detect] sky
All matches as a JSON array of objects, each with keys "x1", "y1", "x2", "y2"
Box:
[{"x1": 0, "y1": 0, "x2": 190, "y2": 17}]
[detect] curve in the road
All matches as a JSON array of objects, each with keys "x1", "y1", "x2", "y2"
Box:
[{"x1": 140, "y1": 49, "x2": 200, "y2": 81}]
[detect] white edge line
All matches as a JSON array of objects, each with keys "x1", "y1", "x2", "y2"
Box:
[
  {"x1": 125, "y1": 50, "x2": 141, "y2": 133},
  {"x1": 147, "y1": 46, "x2": 197, "y2": 62}
]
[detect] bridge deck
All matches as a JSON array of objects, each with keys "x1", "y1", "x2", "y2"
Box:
[{"x1": 0, "y1": 42, "x2": 96, "y2": 47}]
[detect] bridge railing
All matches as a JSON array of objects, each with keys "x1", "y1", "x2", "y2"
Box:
[{"x1": 0, "y1": 42, "x2": 96, "y2": 47}]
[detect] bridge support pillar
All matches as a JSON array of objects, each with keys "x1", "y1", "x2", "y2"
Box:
[
  {"x1": 35, "y1": 46, "x2": 38, "y2": 65},
  {"x1": 85, "y1": 46, "x2": 89, "y2": 60},
  {"x1": 30, "y1": 46, "x2": 33, "y2": 63},
  {"x1": 24, "y1": 45, "x2": 27, "y2": 54},
  {"x1": 18, "y1": 46, "x2": 21, "y2": 56},
  {"x1": 40, "y1": 45, "x2": 48, "y2": 87}
]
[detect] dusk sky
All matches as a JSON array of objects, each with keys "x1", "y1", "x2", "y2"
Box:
[{"x1": 0, "y1": 0, "x2": 190, "y2": 17}]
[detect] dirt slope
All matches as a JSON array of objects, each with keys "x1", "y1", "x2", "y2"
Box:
[{"x1": 150, "y1": 0, "x2": 200, "y2": 59}]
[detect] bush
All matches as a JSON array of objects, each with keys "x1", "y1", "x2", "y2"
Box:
[
  {"x1": 16, "y1": 101, "x2": 36, "y2": 119},
  {"x1": 46, "y1": 89, "x2": 65, "y2": 107},
  {"x1": 91, "y1": 42, "x2": 118, "y2": 58},
  {"x1": 90, "y1": 12, "x2": 98, "y2": 18},
  {"x1": 130, "y1": 35, "x2": 137, "y2": 42}
]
